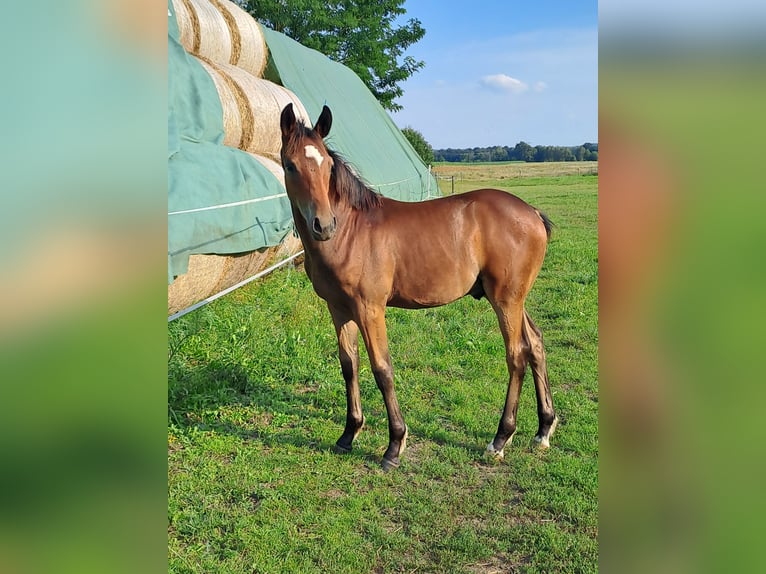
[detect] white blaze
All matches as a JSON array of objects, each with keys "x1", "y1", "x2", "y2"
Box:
[{"x1": 304, "y1": 145, "x2": 324, "y2": 167}]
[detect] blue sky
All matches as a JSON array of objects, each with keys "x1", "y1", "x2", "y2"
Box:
[{"x1": 390, "y1": 1, "x2": 598, "y2": 148}]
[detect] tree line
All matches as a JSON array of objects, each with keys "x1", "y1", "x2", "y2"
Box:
[{"x1": 434, "y1": 142, "x2": 598, "y2": 163}]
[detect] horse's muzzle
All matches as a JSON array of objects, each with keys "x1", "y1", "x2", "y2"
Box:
[{"x1": 311, "y1": 215, "x2": 336, "y2": 241}]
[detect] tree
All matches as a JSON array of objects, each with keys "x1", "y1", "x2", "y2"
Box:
[
  {"x1": 401, "y1": 126, "x2": 434, "y2": 165},
  {"x1": 491, "y1": 146, "x2": 508, "y2": 162},
  {"x1": 513, "y1": 141, "x2": 535, "y2": 162},
  {"x1": 243, "y1": 0, "x2": 425, "y2": 111}
]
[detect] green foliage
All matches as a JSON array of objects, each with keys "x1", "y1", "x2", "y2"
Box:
[
  {"x1": 515, "y1": 141, "x2": 536, "y2": 162},
  {"x1": 244, "y1": 0, "x2": 425, "y2": 111},
  {"x1": 435, "y1": 142, "x2": 598, "y2": 163},
  {"x1": 401, "y1": 126, "x2": 434, "y2": 165},
  {"x1": 168, "y1": 171, "x2": 598, "y2": 572}
]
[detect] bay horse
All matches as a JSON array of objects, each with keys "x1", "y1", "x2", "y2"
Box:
[{"x1": 279, "y1": 103, "x2": 558, "y2": 470}]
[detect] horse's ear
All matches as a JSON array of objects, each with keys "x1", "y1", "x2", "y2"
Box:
[
  {"x1": 280, "y1": 103, "x2": 296, "y2": 138},
  {"x1": 314, "y1": 105, "x2": 332, "y2": 139}
]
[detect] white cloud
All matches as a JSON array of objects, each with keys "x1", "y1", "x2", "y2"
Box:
[
  {"x1": 392, "y1": 26, "x2": 597, "y2": 147},
  {"x1": 480, "y1": 74, "x2": 528, "y2": 94}
]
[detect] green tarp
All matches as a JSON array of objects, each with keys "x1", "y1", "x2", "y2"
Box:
[
  {"x1": 168, "y1": 2, "x2": 438, "y2": 283},
  {"x1": 168, "y1": 2, "x2": 293, "y2": 282},
  {"x1": 262, "y1": 28, "x2": 438, "y2": 202}
]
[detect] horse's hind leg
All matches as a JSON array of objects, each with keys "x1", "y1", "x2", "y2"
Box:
[
  {"x1": 485, "y1": 294, "x2": 528, "y2": 460},
  {"x1": 523, "y1": 310, "x2": 558, "y2": 448},
  {"x1": 329, "y1": 305, "x2": 365, "y2": 454}
]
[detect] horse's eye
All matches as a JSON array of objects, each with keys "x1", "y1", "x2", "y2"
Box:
[{"x1": 285, "y1": 162, "x2": 296, "y2": 174}]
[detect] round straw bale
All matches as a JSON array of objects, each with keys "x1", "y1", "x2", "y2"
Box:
[
  {"x1": 168, "y1": 253, "x2": 227, "y2": 314},
  {"x1": 172, "y1": 0, "x2": 268, "y2": 78},
  {"x1": 173, "y1": 0, "x2": 197, "y2": 51},
  {"x1": 214, "y1": 0, "x2": 268, "y2": 77},
  {"x1": 168, "y1": 251, "x2": 266, "y2": 314},
  {"x1": 194, "y1": 58, "x2": 311, "y2": 155},
  {"x1": 215, "y1": 250, "x2": 271, "y2": 290},
  {"x1": 168, "y1": 237, "x2": 304, "y2": 316},
  {"x1": 247, "y1": 152, "x2": 285, "y2": 186},
  {"x1": 274, "y1": 233, "x2": 304, "y2": 260},
  {"x1": 195, "y1": 57, "x2": 242, "y2": 148},
  {"x1": 173, "y1": 0, "x2": 231, "y2": 63},
  {"x1": 217, "y1": 62, "x2": 311, "y2": 154}
]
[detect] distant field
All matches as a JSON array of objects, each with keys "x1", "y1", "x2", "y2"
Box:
[
  {"x1": 168, "y1": 171, "x2": 598, "y2": 573},
  {"x1": 433, "y1": 161, "x2": 598, "y2": 195}
]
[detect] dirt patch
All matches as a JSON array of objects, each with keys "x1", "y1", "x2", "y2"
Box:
[
  {"x1": 465, "y1": 554, "x2": 532, "y2": 574},
  {"x1": 403, "y1": 435, "x2": 430, "y2": 461},
  {"x1": 321, "y1": 489, "x2": 347, "y2": 500},
  {"x1": 168, "y1": 435, "x2": 183, "y2": 455},
  {"x1": 250, "y1": 411, "x2": 273, "y2": 426}
]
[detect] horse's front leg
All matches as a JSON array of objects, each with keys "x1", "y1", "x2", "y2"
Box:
[
  {"x1": 329, "y1": 305, "x2": 365, "y2": 453},
  {"x1": 356, "y1": 304, "x2": 408, "y2": 471}
]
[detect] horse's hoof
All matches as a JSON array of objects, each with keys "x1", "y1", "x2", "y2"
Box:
[
  {"x1": 334, "y1": 443, "x2": 352, "y2": 455},
  {"x1": 533, "y1": 436, "x2": 549, "y2": 449},
  {"x1": 381, "y1": 456, "x2": 400, "y2": 472},
  {"x1": 534, "y1": 416, "x2": 559, "y2": 449},
  {"x1": 485, "y1": 442, "x2": 505, "y2": 461}
]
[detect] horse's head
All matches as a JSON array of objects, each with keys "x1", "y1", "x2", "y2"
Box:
[{"x1": 280, "y1": 103, "x2": 336, "y2": 241}]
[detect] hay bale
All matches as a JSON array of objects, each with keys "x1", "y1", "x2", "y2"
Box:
[
  {"x1": 172, "y1": 0, "x2": 268, "y2": 78},
  {"x1": 247, "y1": 153, "x2": 285, "y2": 186},
  {"x1": 274, "y1": 233, "x2": 303, "y2": 260},
  {"x1": 195, "y1": 57, "x2": 243, "y2": 148},
  {"x1": 215, "y1": 0, "x2": 268, "y2": 77},
  {"x1": 168, "y1": 253, "x2": 227, "y2": 314},
  {"x1": 167, "y1": 251, "x2": 267, "y2": 314},
  {"x1": 194, "y1": 57, "x2": 311, "y2": 155},
  {"x1": 168, "y1": 236, "x2": 305, "y2": 316}
]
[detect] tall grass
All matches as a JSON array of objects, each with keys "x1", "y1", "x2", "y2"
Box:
[{"x1": 168, "y1": 173, "x2": 597, "y2": 573}]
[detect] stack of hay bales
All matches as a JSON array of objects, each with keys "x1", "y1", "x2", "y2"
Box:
[{"x1": 169, "y1": 0, "x2": 309, "y2": 315}]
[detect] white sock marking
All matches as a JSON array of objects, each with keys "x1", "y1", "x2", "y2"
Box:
[
  {"x1": 304, "y1": 144, "x2": 324, "y2": 167},
  {"x1": 486, "y1": 442, "x2": 504, "y2": 460},
  {"x1": 534, "y1": 416, "x2": 558, "y2": 449}
]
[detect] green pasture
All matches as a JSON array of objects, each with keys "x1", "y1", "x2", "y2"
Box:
[{"x1": 168, "y1": 172, "x2": 598, "y2": 573}]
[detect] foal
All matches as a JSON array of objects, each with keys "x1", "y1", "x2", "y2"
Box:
[{"x1": 279, "y1": 103, "x2": 557, "y2": 470}]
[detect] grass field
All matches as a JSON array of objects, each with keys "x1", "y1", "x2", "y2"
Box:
[
  {"x1": 433, "y1": 161, "x2": 598, "y2": 195},
  {"x1": 168, "y1": 166, "x2": 598, "y2": 573}
]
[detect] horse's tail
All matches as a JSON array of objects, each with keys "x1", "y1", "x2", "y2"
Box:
[{"x1": 535, "y1": 209, "x2": 554, "y2": 240}]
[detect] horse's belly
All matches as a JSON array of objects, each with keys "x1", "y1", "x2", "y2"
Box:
[
  {"x1": 387, "y1": 293, "x2": 463, "y2": 309},
  {"x1": 388, "y1": 267, "x2": 477, "y2": 309}
]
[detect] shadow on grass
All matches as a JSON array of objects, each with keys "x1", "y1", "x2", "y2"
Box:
[
  {"x1": 169, "y1": 358, "x2": 392, "y2": 468},
  {"x1": 168, "y1": 354, "x2": 507, "y2": 470}
]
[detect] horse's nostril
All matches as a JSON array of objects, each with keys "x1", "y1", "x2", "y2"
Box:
[
  {"x1": 313, "y1": 217, "x2": 322, "y2": 234},
  {"x1": 331, "y1": 216, "x2": 337, "y2": 230}
]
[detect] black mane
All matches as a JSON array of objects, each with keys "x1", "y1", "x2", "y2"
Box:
[{"x1": 328, "y1": 149, "x2": 383, "y2": 211}]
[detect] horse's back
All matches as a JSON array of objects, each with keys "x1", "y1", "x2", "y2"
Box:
[
  {"x1": 379, "y1": 188, "x2": 548, "y2": 260},
  {"x1": 457, "y1": 188, "x2": 542, "y2": 218},
  {"x1": 384, "y1": 188, "x2": 536, "y2": 220},
  {"x1": 406, "y1": 188, "x2": 548, "y2": 253},
  {"x1": 378, "y1": 188, "x2": 548, "y2": 308}
]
